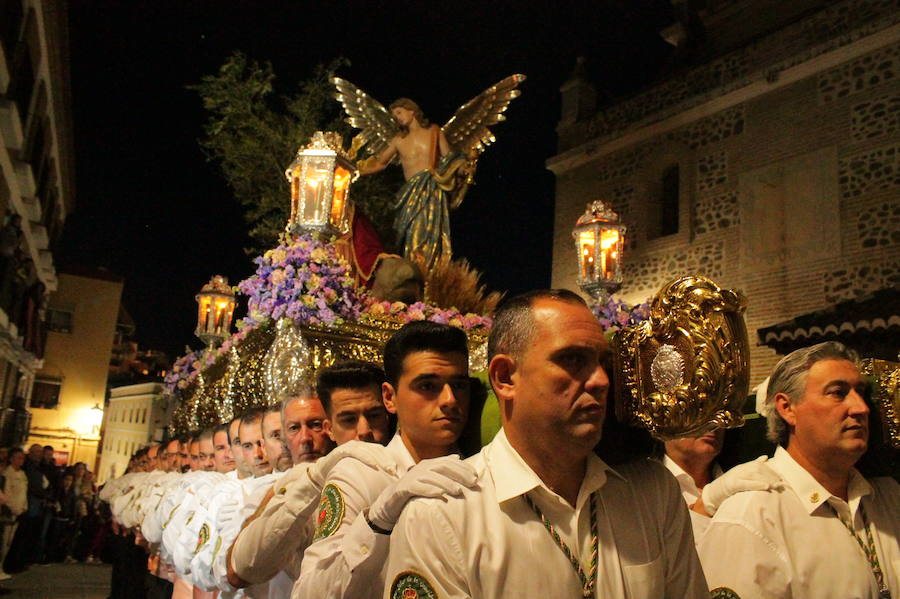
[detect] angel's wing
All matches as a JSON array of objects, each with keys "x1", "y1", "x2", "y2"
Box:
[
  {"x1": 332, "y1": 77, "x2": 399, "y2": 157},
  {"x1": 442, "y1": 74, "x2": 526, "y2": 156}
]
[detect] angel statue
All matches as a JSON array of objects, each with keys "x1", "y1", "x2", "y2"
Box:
[{"x1": 333, "y1": 74, "x2": 525, "y2": 270}]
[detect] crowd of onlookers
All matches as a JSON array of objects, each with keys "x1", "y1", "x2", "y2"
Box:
[{"x1": 0, "y1": 443, "x2": 110, "y2": 583}]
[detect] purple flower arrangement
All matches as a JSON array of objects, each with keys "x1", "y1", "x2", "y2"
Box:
[
  {"x1": 164, "y1": 350, "x2": 202, "y2": 396},
  {"x1": 592, "y1": 295, "x2": 650, "y2": 335},
  {"x1": 165, "y1": 234, "x2": 496, "y2": 398},
  {"x1": 236, "y1": 235, "x2": 363, "y2": 329},
  {"x1": 163, "y1": 322, "x2": 259, "y2": 397}
]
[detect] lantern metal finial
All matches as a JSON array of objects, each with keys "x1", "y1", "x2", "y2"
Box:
[
  {"x1": 285, "y1": 131, "x2": 359, "y2": 237},
  {"x1": 573, "y1": 199, "x2": 626, "y2": 304},
  {"x1": 195, "y1": 275, "x2": 236, "y2": 348}
]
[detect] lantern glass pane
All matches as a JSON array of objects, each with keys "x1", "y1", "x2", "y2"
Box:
[
  {"x1": 300, "y1": 155, "x2": 335, "y2": 226},
  {"x1": 578, "y1": 230, "x2": 596, "y2": 280},
  {"x1": 197, "y1": 296, "x2": 210, "y2": 331},
  {"x1": 331, "y1": 166, "x2": 351, "y2": 228}
]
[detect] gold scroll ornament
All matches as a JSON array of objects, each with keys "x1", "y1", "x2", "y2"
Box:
[
  {"x1": 859, "y1": 358, "x2": 900, "y2": 449},
  {"x1": 612, "y1": 275, "x2": 750, "y2": 440}
]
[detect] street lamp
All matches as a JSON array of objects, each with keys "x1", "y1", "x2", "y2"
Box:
[
  {"x1": 195, "y1": 275, "x2": 236, "y2": 348},
  {"x1": 285, "y1": 131, "x2": 358, "y2": 236},
  {"x1": 573, "y1": 199, "x2": 626, "y2": 304}
]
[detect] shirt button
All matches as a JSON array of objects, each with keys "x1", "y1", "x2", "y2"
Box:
[{"x1": 360, "y1": 545, "x2": 369, "y2": 555}]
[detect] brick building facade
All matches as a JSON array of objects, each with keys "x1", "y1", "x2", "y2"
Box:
[{"x1": 548, "y1": 0, "x2": 900, "y2": 384}]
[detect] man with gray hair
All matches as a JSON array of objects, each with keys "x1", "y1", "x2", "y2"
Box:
[{"x1": 698, "y1": 341, "x2": 900, "y2": 598}]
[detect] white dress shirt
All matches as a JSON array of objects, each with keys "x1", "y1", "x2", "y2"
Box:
[
  {"x1": 191, "y1": 476, "x2": 246, "y2": 591},
  {"x1": 213, "y1": 471, "x2": 284, "y2": 598},
  {"x1": 383, "y1": 429, "x2": 708, "y2": 599},
  {"x1": 293, "y1": 433, "x2": 414, "y2": 599},
  {"x1": 662, "y1": 455, "x2": 723, "y2": 541},
  {"x1": 698, "y1": 446, "x2": 900, "y2": 598},
  {"x1": 173, "y1": 472, "x2": 228, "y2": 578}
]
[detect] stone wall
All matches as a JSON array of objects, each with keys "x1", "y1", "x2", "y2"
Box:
[
  {"x1": 551, "y1": 38, "x2": 900, "y2": 384},
  {"x1": 557, "y1": 0, "x2": 900, "y2": 153}
]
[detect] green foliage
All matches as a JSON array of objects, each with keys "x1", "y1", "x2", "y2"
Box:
[{"x1": 191, "y1": 52, "x2": 400, "y2": 255}]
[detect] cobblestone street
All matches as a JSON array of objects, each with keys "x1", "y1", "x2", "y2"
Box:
[{"x1": 0, "y1": 562, "x2": 110, "y2": 599}]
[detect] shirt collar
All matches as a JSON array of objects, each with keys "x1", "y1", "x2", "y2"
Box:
[
  {"x1": 485, "y1": 428, "x2": 622, "y2": 506},
  {"x1": 769, "y1": 446, "x2": 872, "y2": 515},
  {"x1": 387, "y1": 433, "x2": 417, "y2": 474},
  {"x1": 662, "y1": 455, "x2": 723, "y2": 498}
]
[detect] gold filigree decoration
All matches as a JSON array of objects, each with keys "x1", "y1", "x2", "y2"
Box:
[
  {"x1": 612, "y1": 275, "x2": 750, "y2": 440},
  {"x1": 169, "y1": 317, "x2": 487, "y2": 434},
  {"x1": 859, "y1": 358, "x2": 900, "y2": 449},
  {"x1": 264, "y1": 319, "x2": 313, "y2": 404}
]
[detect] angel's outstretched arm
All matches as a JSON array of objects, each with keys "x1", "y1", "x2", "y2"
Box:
[{"x1": 359, "y1": 138, "x2": 399, "y2": 176}]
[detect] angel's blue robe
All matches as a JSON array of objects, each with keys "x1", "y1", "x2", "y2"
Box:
[{"x1": 392, "y1": 152, "x2": 461, "y2": 269}]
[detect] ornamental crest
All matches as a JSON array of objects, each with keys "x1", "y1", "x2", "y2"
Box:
[
  {"x1": 612, "y1": 275, "x2": 750, "y2": 440},
  {"x1": 391, "y1": 571, "x2": 439, "y2": 599},
  {"x1": 313, "y1": 483, "x2": 345, "y2": 540}
]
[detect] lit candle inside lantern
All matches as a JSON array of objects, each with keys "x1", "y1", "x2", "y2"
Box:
[
  {"x1": 600, "y1": 229, "x2": 619, "y2": 279},
  {"x1": 215, "y1": 299, "x2": 230, "y2": 332},
  {"x1": 206, "y1": 303, "x2": 215, "y2": 334}
]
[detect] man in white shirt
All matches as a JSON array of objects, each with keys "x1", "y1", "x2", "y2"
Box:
[
  {"x1": 384, "y1": 289, "x2": 708, "y2": 598},
  {"x1": 213, "y1": 423, "x2": 236, "y2": 474},
  {"x1": 662, "y1": 429, "x2": 724, "y2": 540},
  {"x1": 228, "y1": 417, "x2": 252, "y2": 480},
  {"x1": 262, "y1": 405, "x2": 297, "y2": 474},
  {"x1": 228, "y1": 362, "x2": 392, "y2": 592},
  {"x1": 197, "y1": 429, "x2": 217, "y2": 472},
  {"x1": 293, "y1": 323, "x2": 477, "y2": 599},
  {"x1": 698, "y1": 341, "x2": 900, "y2": 598},
  {"x1": 240, "y1": 408, "x2": 275, "y2": 477}
]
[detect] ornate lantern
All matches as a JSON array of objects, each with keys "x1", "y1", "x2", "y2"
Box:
[
  {"x1": 195, "y1": 275, "x2": 236, "y2": 347},
  {"x1": 285, "y1": 131, "x2": 358, "y2": 236},
  {"x1": 573, "y1": 200, "x2": 626, "y2": 303}
]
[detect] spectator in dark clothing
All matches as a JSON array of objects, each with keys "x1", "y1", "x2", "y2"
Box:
[
  {"x1": 40, "y1": 447, "x2": 61, "y2": 487},
  {"x1": 36, "y1": 445, "x2": 61, "y2": 563},
  {"x1": 47, "y1": 473, "x2": 79, "y2": 562}
]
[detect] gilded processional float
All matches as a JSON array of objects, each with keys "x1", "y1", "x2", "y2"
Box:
[{"x1": 164, "y1": 75, "x2": 899, "y2": 457}]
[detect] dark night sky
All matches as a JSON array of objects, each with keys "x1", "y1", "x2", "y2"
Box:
[{"x1": 59, "y1": 1, "x2": 674, "y2": 358}]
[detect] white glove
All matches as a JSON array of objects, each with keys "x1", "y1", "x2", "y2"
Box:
[
  {"x1": 367, "y1": 455, "x2": 477, "y2": 532},
  {"x1": 701, "y1": 456, "x2": 783, "y2": 516},
  {"x1": 283, "y1": 441, "x2": 396, "y2": 521},
  {"x1": 215, "y1": 496, "x2": 242, "y2": 532},
  {"x1": 309, "y1": 441, "x2": 398, "y2": 486}
]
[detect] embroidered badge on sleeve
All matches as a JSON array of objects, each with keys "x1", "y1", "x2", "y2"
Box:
[
  {"x1": 711, "y1": 587, "x2": 741, "y2": 598},
  {"x1": 313, "y1": 483, "x2": 345, "y2": 540},
  {"x1": 163, "y1": 505, "x2": 179, "y2": 529},
  {"x1": 391, "y1": 571, "x2": 439, "y2": 599},
  {"x1": 195, "y1": 523, "x2": 210, "y2": 553}
]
